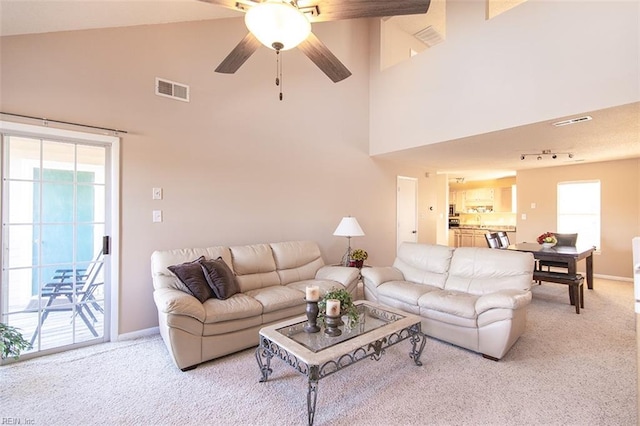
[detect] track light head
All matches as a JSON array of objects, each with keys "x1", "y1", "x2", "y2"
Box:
[
  {"x1": 521, "y1": 155, "x2": 525, "y2": 160},
  {"x1": 568, "y1": 153, "x2": 574, "y2": 159},
  {"x1": 552, "y1": 154, "x2": 557, "y2": 159},
  {"x1": 537, "y1": 156, "x2": 542, "y2": 160}
]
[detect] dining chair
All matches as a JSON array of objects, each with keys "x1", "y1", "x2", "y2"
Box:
[
  {"x1": 554, "y1": 233, "x2": 578, "y2": 246},
  {"x1": 27, "y1": 251, "x2": 104, "y2": 345},
  {"x1": 485, "y1": 232, "x2": 501, "y2": 249},
  {"x1": 496, "y1": 231, "x2": 510, "y2": 248}
]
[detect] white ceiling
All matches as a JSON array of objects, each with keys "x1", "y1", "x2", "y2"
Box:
[{"x1": 1, "y1": 0, "x2": 638, "y2": 182}]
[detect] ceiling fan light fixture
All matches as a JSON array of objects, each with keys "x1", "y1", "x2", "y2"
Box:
[{"x1": 245, "y1": 1, "x2": 311, "y2": 51}]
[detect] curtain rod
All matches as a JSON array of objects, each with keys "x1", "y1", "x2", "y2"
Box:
[{"x1": 0, "y1": 112, "x2": 128, "y2": 135}]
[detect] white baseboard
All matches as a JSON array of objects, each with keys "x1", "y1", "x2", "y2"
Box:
[
  {"x1": 593, "y1": 273, "x2": 633, "y2": 283},
  {"x1": 114, "y1": 326, "x2": 159, "y2": 342}
]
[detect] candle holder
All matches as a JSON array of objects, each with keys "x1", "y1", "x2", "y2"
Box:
[
  {"x1": 324, "y1": 314, "x2": 342, "y2": 337},
  {"x1": 303, "y1": 300, "x2": 320, "y2": 333}
]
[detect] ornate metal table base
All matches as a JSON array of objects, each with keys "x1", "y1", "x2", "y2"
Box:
[{"x1": 255, "y1": 323, "x2": 426, "y2": 425}]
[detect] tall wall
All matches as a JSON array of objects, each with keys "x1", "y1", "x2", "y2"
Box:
[
  {"x1": 0, "y1": 18, "x2": 435, "y2": 335},
  {"x1": 370, "y1": 0, "x2": 639, "y2": 154}
]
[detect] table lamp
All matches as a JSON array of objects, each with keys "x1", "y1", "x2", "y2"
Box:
[{"x1": 333, "y1": 216, "x2": 365, "y2": 266}]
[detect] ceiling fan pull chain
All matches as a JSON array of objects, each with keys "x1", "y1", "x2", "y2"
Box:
[
  {"x1": 276, "y1": 50, "x2": 283, "y2": 101},
  {"x1": 272, "y1": 42, "x2": 284, "y2": 101}
]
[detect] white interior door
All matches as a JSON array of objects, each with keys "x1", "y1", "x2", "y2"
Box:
[
  {"x1": 397, "y1": 176, "x2": 418, "y2": 250},
  {"x1": 1, "y1": 122, "x2": 119, "y2": 360}
]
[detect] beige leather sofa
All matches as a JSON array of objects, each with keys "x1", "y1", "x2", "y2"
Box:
[
  {"x1": 151, "y1": 240, "x2": 359, "y2": 371},
  {"x1": 361, "y1": 243, "x2": 535, "y2": 360}
]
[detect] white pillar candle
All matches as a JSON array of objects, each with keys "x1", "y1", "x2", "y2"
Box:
[
  {"x1": 326, "y1": 299, "x2": 341, "y2": 317},
  {"x1": 306, "y1": 286, "x2": 319, "y2": 301}
]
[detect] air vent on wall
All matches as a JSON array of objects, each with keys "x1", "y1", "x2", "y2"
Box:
[
  {"x1": 552, "y1": 115, "x2": 592, "y2": 127},
  {"x1": 413, "y1": 26, "x2": 444, "y2": 47},
  {"x1": 155, "y1": 78, "x2": 189, "y2": 102}
]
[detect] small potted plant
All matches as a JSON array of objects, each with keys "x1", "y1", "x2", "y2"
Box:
[
  {"x1": 318, "y1": 288, "x2": 360, "y2": 328},
  {"x1": 0, "y1": 323, "x2": 31, "y2": 360},
  {"x1": 349, "y1": 248, "x2": 368, "y2": 268}
]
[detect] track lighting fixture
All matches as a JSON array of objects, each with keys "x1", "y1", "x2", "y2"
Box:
[{"x1": 520, "y1": 149, "x2": 574, "y2": 161}]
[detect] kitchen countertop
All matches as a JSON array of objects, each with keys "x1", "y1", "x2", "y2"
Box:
[{"x1": 454, "y1": 225, "x2": 517, "y2": 232}]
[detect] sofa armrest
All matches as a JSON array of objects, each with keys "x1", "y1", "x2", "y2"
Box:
[
  {"x1": 475, "y1": 290, "x2": 532, "y2": 315},
  {"x1": 360, "y1": 267, "x2": 405, "y2": 288},
  {"x1": 315, "y1": 265, "x2": 359, "y2": 287},
  {"x1": 153, "y1": 288, "x2": 206, "y2": 322}
]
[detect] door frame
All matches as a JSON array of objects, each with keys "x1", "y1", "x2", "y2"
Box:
[{"x1": 0, "y1": 120, "x2": 120, "y2": 342}]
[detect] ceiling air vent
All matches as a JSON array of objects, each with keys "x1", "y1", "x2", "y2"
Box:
[
  {"x1": 414, "y1": 26, "x2": 444, "y2": 47},
  {"x1": 155, "y1": 78, "x2": 189, "y2": 102},
  {"x1": 552, "y1": 115, "x2": 592, "y2": 127}
]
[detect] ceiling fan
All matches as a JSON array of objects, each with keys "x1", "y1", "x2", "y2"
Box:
[{"x1": 199, "y1": 0, "x2": 432, "y2": 83}]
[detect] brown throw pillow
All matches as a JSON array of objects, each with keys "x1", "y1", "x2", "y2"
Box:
[
  {"x1": 200, "y1": 257, "x2": 239, "y2": 300},
  {"x1": 168, "y1": 256, "x2": 215, "y2": 303}
]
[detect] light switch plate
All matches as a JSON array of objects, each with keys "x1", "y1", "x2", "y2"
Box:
[
  {"x1": 153, "y1": 210, "x2": 163, "y2": 223},
  {"x1": 152, "y1": 188, "x2": 163, "y2": 200}
]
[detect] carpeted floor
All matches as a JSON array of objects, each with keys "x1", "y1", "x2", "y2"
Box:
[{"x1": 1, "y1": 278, "x2": 636, "y2": 425}]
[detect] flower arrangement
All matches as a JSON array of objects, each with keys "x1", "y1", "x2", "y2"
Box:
[
  {"x1": 318, "y1": 287, "x2": 360, "y2": 327},
  {"x1": 537, "y1": 232, "x2": 557, "y2": 245},
  {"x1": 350, "y1": 249, "x2": 368, "y2": 261}
]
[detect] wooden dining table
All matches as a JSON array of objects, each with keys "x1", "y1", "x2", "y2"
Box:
[{"x1": 506, "y1": 243, "x2": 596, "y2": 289}]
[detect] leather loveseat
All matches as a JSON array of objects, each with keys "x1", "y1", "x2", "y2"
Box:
[
  {"x1": 361, "y1": 243, "x2": 535, "y2": 360},
  {"x1": 151, "y1": 240, "x2": 359, "y2": 371}
]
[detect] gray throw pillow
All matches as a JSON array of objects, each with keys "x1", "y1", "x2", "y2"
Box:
[
  {"x1": 167, "y1": 256, "x2": 215, "y2": 303},
  {"x1": 200, "y1": 257, "x2": 239, "y2": 300}
]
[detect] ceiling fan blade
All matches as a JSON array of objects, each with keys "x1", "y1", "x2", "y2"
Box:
[
  {"x1": 301, "y1": 0, "x2": 431, "y2": 23},
  {"x1": 215, "y1": 32, "x2": 262, "y2": 74},
  {"x1": 197, "y1": 0, "x2": 256, "y2": 13},
  {"x1": 297, "y1": 32, "x2": 352, "y2": 83}
]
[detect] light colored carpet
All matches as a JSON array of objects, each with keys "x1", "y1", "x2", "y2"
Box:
[{"x1": 1, "y1": 278, "x2": 636, "y2": 425}]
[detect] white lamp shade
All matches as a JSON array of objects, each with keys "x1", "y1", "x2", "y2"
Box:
[
  {"x1": 245, "y1": 1, "x2": 311, "y2": 51},
  {"x1": 333, "y1": 217, "x2": 365, "y2": 237}
]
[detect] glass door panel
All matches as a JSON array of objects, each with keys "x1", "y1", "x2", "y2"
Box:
[{"x1": 1, "y1": 133, "x2": 109, "y2": 358}]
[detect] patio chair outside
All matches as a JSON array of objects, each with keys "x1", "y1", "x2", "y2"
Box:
[{"x1": 27, "y1": 251, "x2": 104, "y2": 345}]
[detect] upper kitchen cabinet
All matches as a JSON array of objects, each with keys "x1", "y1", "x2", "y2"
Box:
[{"x1": 464, "y1": 188, "x2": 494, "y2": 206}]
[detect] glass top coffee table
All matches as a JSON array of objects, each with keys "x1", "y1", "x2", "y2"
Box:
[{"x1": 255, "y1": 300, "x2": 427, "y2": 425}]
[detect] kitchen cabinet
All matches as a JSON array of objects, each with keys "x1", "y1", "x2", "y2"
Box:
[
  {"x1": 458, "y1": 229, "x2": 474, "y2": 247},
  {"x1": 474, "y1": 231, "x2": 488, "y2": 247},
  {"x1": 464, "y1": 188, "x2": 494, "y2": 206},
  {"x1": 448, "y1": 230, "x2": 456, "y2": 247},
  {"x1": 454, "y1": 228, "x2": 516, "y2": 248}
]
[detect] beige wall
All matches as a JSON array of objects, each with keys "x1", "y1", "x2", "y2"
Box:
[
  {"x1": 370, "y1": 0, "x2": 639, "y2": 154},
  {"x1": 0, "y1": 18, "x2": 438, "y2": 334},
  {"x1": 517, "y1": 159, "x2": 640, "y2": 278}
]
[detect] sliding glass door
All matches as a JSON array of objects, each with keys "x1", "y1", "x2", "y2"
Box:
[{"x1": 1, "y1": 130, "x2": 112, "y2": 358}]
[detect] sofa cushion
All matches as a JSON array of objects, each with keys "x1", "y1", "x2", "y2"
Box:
[
  {"x1": 446, "y1": 247, "x2": 534, "y2": 295},
  {"x1": 393, "y1": 243, "x2": 454, "y2": 289},
  {"x1": 230, "y1": 244, "x2": 280, "y2": 292},
  {"x1": 270, "y1": 241, "x2": 326, "y2": 284},
  {"x1": 377, "y1": 281, "x2": 439, "y2": 306},
  {"x1": 286, "y1": 279, "x2": 346, "y2": 297},
  {"x1": 200, "y1": 257, "x2": 240, "y2": 300},
  {"x1": 418, "y1": 290, "x2": 479, "y2": 319},
  {"x1": 246, "y1": 286, "x2": 305, "y2": 314},
  {"x1": 167, "y1": 256, "x2": 214, "y2": 303},
  {"x1": 203, "y1": 293, "x2": 264, "y2": 324}
]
